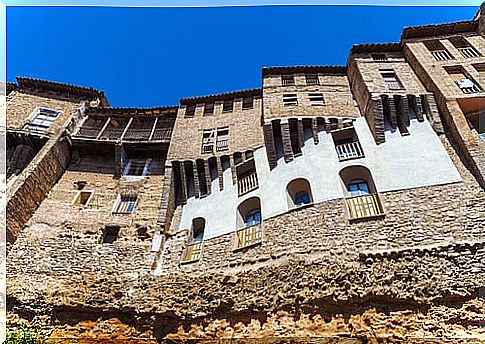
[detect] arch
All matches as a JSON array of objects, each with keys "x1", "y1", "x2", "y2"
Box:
[
  {"x1": 236, "y1": 197, "x2": 261, "y2": 229},
  {"x1": 339, "y1": 165, "x2": 377, "y2": 197},
  {"x1": 191, "y1": 217, "x2": 205, "y2": 243},
  {"x1": 286, "y1": 178, "x2": 313, "y2": 209}
]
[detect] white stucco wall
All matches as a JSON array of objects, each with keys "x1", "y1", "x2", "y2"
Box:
[{"x1": 177, "y1": 116, "x2": 462, "y2": 240}]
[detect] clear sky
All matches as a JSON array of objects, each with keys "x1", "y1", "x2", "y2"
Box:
[{"x1": 6, "y1": 5, "x2": 479, "y2": 107}]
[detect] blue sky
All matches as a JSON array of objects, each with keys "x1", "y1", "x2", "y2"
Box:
[{"x1": 6, "y1": 5, "x2": 479, "y2": 107}]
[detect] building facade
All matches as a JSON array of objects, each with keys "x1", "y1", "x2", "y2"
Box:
[{"x1": 6, "y1": 9, "x2": 485, "y2": 342}]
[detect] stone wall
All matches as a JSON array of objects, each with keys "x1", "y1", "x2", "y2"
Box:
[
  {"x1": 262, "y1": 73, "x2": 359, "y2": 121},
  {"x1": 169, "y1": 96, "x2": 264, "y2": 162}
]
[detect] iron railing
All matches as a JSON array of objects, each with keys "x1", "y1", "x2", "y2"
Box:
[
  {"x1": 346, "y1": 193, "x2": 384, "y2": 220},
  {"x1": 235, "y1": 224, "x2": 262, "y2": 250},
  {"x1": 458, "y1": 47, "x2": 480, "y2": 59},
  {"x1": 431, "y1": 50, "x2": 453, "y2": 61},
  {"x1": 335, "y1": 141, "x2": 365, "y2": 161},
  {"x1": 237, "y1": 171, "x2": 258, "y2": 196},
  {"x1": 216, "y1": 138, "x2": 229, "y2": 151}
]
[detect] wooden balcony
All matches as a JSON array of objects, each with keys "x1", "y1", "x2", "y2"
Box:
[
  {"x1": 346, "y1": 193, "x2": 384, "y2": 220},
  {"x1": 335, "y1": 141, "x2": 364, "y2": 161},
  {"x1": 235, "y1": 224, "x2": 262, "y2": 250},
  {"x1": 458, "y1": 47, "x2": 480, "y2": 59},
  {"x1": 431, "y1": 50, "x2": 453, "y2": 61},
  {"x1": 181, "y1": 242, "x2": 203, "y2": 263},
  {"x1": 237, "y1": 171, "x2": 258, "y2": 196}
]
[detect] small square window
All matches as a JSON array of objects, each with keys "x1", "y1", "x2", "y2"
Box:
[
  {"x1": 112, "y1": 192, "x2": 138, "y2": 214},
  {"x1": 222, "y1": 100, "x2": 233, "y2": 113},
  {"x1": 242, "y1": 97, "x2": 254, "y2": 110},
  {"x1": 283, "y1": 94, "x2": 298, "y2": 106},
  {"x1": 308, "y1": 93, "x2": 325, "y2": 106},
  {"x1": 281, "y1": 74, "x2": 295, "y2": 86},
  {"x1": 101, "y1": 225, "x2": 120, "y2": 244},
  {"x1": 185, "y1": 105, "x2": 196, "y2": 117},
  {"x1": 123, "y1": 159, "x2": 150, "y2": 177},
  {"x1": 305, "y1": 74, "x2": 319, "y2": 85},
  {"x1": 23, "y1": 108, "x2": 60, "y2": 133},
  {"x1": 216, "y1": 127, "x2": 229, "y2": 151},
  {"x1": 380, "y1": 69, "x2": 404, "y2": 90},
  {"x1": 203, "y1": 102, "x2": 214, "y2": 115},
  {"x1": 72, "y1": 191, "x2": 93, "y2": 206}
]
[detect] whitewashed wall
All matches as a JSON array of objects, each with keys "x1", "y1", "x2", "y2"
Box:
[{"x1": 177, "y1": 116, "x2": 462, "y2": 240}]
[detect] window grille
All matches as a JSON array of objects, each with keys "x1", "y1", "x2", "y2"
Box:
[
  {"x1": 380, "y1": 70, "x2": 404, "y2": 90},
  {"x1": 203, "y1": 102, "x2": 214, "y2": 115},
  {"x1": 281, "y1": 74, "x2": 295, "y2": 86},
  {"x1": 202, "y1": 129, "x2": 215, "y2": 153},
  {"x1": 308, "y1": 93, "x2": 325, "y2": 106},
  {"x1": 242, "y1": 97, "x2": 254, "y2": 110},
  {"x1": 112, "y1": 192, "x2": 138, "y2": 214},
  {"x1": 185, "y1": 105, "x2": 196, "y2": 117},
  {"x1": 216, "y1": 127, "x2": 229, "y2": 151},
  {"x1": 283, "y1": 93, "x2": 298, "y2": 106},
  {"x1": 305, "y1": 73, "x2": 319, "y2": 85},
  {"x1": 458, "y1": 47, "x2": 481, "y2": 59},
  {"x1": 23, "y1": 108, "x2": 60, "y2": 133}
]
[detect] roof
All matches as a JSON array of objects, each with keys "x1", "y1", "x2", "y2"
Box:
[
  {"x1": 262, "y1": 65, "x2": 346, "y2": 77},
  {"x1": 16, "y1": 77, "x2": 109, "y2": 106},
  {"x1": 180, "y1": 88, "x2": 262, "y2": 105},
  {"x1": 350, "y1": 42, "x2": 401, "y2": 54},
  {"x1": 85, "y1": 105, "x2": 178, "y2": 118},
  {"x1": 401, "y1": 20, "x2": 478, "y2": 40}
]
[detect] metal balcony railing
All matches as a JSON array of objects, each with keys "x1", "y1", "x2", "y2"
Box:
[
  {"x1": 237, "y1": 171, "x2": 258, "y2": 196},
  {"x1": 216, "y1": 138, "x2": 229, "y2": 151},
  {"x1": 181, "y1": 242, "x2": 203, "y2": 263},
  {"x1": 235, "y1": 224, "x2": 262, "y2": 250},
  {"x1": 76, "y1": 127, "x2": 101, "y2": 138},
  {"x1": 455, "y1": 79, "x2": 482, "y2": 94},
  {"x1": 335, "y1": 141, "x2": 365, "y2": 161},
  {"x1": 431, "y1": 50, "x2": 453, "y2": 61},
  {"x1": 346, "y1": 193, "x2": 384, "y2": 220},
  {"x1": 458, "y1": 47, "x2": 480, "y2": 59}
]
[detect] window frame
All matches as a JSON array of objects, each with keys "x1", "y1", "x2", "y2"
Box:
[
  {"x1": 281, "y1": 74, "x2": 295, "y2": 86},
  {"x1": 122, "y1": 158, "x2": 152, "y2": 179},
  {"x1": 283, "y1": 93, "x2": 298, "y2": 106},
  {"x1": 71, "y1": 190, "x2": 94, "y2": 206},
  {"x1": 23, "y1": 107, "x2": 61, "y2": 133},
  {"x1": 308, "y1": 92, "x2": 325, "y2": 106},
  {"x1": 305, "y1": 73, "x2": 320, "y2": 85},
  {"x1": 242, "y1": 96, "x2": 254, "y2": 110},
  {"x1": 112, "y1": 192, "x2": 138, "y2": 214},
  {"x1": 380, "y1": 69, "x2": 405, "y2": 90}
]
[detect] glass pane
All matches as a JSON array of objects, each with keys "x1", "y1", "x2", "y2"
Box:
[{"x1": 348, "y1": 181, "x2": 370, "y2": 196}]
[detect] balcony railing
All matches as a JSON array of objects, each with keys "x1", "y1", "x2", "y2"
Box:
[
  {"x1": 237, "y1": 171, "x2": 258, "y2": 196},
  {"x1": 458, "y1": 47, "x2": 480, "y2": 59},
  {"x1": 76, "y1": 127, "x2": 102, "y2": 138},
  {"x1": 346, "y1": 193, "x2": 384, "y2": 220},
  {"x1": 181, "y1": 242, "x2": 203, "y2": 263},
  {"x1": 431, "y1": 50, "x2": 453, "y2": 61},
  {"x1": 216, "y1": 138, "x2": 229, "y2": 151},
  {"x1": 335, "y1": 141, "x2": 365, "y2": 161},
  {"x1": 235, "y1": 224, "x2": 262, "y2": 250},
  {"x1": 455, "y1": 79, "x2": 482, "y2": 94}
]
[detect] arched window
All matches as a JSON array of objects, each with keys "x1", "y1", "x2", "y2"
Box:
[
  {"x1": 191, "y1": 217, "x2": 205, "y2": 243},
  {"x1": 347, "y1": 179, "x2": 370, "y2": 197},
  {"x1": 245, "y1": 209, "x2": 261, "y2": 227},
  {"x1": 286, "y1": 178, "x2": 313, "y2": 209}
]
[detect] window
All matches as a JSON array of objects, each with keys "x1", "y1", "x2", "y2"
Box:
[
  {"x1": 380, "y1": 70, "x2": 404, "y2": 90},
  {"x1": 216, "y1": 127, "x2": 229, "y2": 151},
  {"x1": 242, "y1": 97, "x2": 254, "y2": 110},
  {"x1": 112, "y1": 192, "x2": 138, "y2": 214},
  {"x1": 308, "y1": 93, "x2": 325, "y2": 106},
  {"x1": 283, "y1": 94, "x2": 298, "y2": 106},
  {"x1": 339, "y1": 166, "x2": 384, "y2": 220},
  {"x1": 23, "y1": 108, "x2": 60, "y2": 133},
  {"x1": 423, "y1": 40, "x2": 454, "y2": 61},
  {"x1": 202, "y1": 129, "x2": 215, "y2": 153},
  {"x1": 203, "y1": 102, "x2": 214, "y2": 115},
  {"x1": 72, "y1": 191, "x2": 93, "y2": 206},
  {"x1": 305, "y1": 73, "x2": 319, "y2": 85},
  {"x1": 332, "y1": 128, "x2": 364, "y2": 161},
  {"x1": 286, "y1": 178, "x2": 313, "y2": 209},
  {"x1": 122, "y1": 158, "x2": 151, "y2": 177},
  {"x1": 101, "y1": 225, "x2": 120, "y2": 244},
  {"x1": 191, "y1": 218, "x2": 205, "y2": 243},
  {"x1": 235, "y1": 197, "x2": 263, "y2": 249},
  {"x1": 446, "y1": 66, "x2": 482, "y2": 94},
  {"x1": 281, "y1": 74, "x2": 295, "y2": 86},
  {"x1": 222, "y1": 100, "x2": 233, "y2": 113},
  {"x1": 182, "y1": 218, "x2": 205, "y2": 263},
  {"x1": 185, "y1": 105, "x2": 196, "y2": 117},
  {"x1": 236, "y1": 159, "x2": 258, "y2": 196},
  {"x1": 449, "y1": 37, "x2": 481, "y2": 59},
  {"x1": 371, "y1": 53, "x2": 388, "y2": 62}
]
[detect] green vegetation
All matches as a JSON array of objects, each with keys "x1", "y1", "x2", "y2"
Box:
[{"x1": 6, "y1": 326, "x2": 44, "y2": 344}]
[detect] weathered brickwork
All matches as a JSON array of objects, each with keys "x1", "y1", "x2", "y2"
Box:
[{"x1": 6, "y1": 8, "x2": 485, "y2": 342}]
